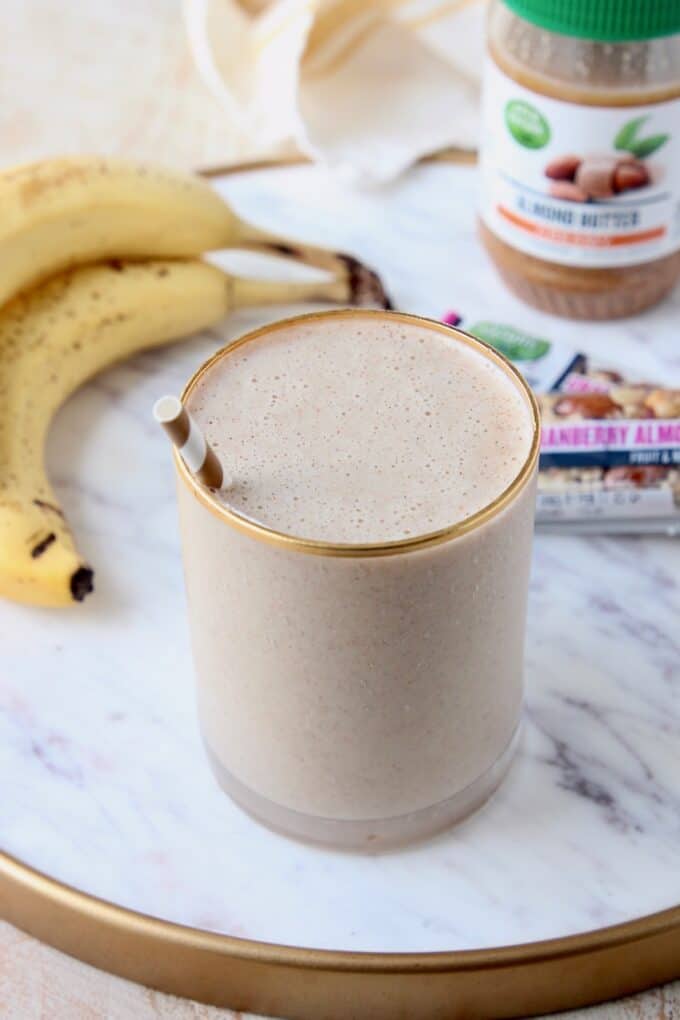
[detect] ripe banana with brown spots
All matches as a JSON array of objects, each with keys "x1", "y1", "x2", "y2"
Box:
[
  {"x1": 0, "y1": 258, "x2": 369, "y2": 607},
  {"x1": 0, "y1": 156, "x2": 389, "y2": 308}
]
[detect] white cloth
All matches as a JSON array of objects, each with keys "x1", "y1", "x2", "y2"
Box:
[{"x1": 184, "y1": 0, "x2": 486, "y2": 181}]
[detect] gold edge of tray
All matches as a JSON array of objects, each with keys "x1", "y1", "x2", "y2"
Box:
[
  {"x1": 197, "y1": 146, "x2": 478, "y2": 178},
  {"x1": 1, "y1": 847, "x2": 679, "y2": 1020}
]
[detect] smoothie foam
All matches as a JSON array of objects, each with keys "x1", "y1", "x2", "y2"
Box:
[{"x1": 187, "y1": 314, "x2": 533, "y2": 543}]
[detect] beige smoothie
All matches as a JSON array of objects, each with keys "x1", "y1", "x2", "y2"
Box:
[{"x1": 177, "y1": 310, "x2": 538, "y2": 849}]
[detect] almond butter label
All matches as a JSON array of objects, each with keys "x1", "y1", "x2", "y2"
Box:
[{"x1": 479, "y1": 60, "x2": 680, "y2": 268}]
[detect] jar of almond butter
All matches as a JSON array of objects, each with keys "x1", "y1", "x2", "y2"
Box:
[{"x1": 479, "y1": 1, "x2": 680, "y2": 319}]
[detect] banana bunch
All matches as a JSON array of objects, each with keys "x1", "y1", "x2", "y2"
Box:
[{"x1": 0, "y1": 156, "x2": 389, "y2": 608}]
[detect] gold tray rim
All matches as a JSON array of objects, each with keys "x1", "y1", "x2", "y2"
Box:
[
  {"x1": 1, "y1": 848, "x2": 679, "y2": 1018},
  {"x1": 2, "y1": 153, "x2": 678, "y2": 1018},
  {"x1": 197, "y1": 146, "x2": 478, "y2": 179},
  {"x1": 2, "y1": 847, "x2": 680, "y2": 969}
]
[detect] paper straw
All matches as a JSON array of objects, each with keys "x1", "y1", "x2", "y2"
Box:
[{"x1": 153, "y1": 395, "x2": 228, "y2": 490}]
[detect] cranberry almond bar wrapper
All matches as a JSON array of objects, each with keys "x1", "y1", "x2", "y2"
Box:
[
  {"x1": 456, "y1": 318, "x2": 680, "y2": 535},
  {"x1": 536, "y1": 386, "x2": 680, "y2": 534}
]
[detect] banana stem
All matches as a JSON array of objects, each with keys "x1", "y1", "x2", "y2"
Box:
[
  {"x1": 229, "y1": 275, "x2": 350, "y2": 309},
  {"x1": 232, "y1": 218, "x2": 339, "y2": 272},
  {"x1": 231, "y1": 218, "x2": 391, "y2": 308}
]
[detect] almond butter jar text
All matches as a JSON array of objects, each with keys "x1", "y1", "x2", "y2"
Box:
[{"x1": 479, "y1": 0, "x2": 680, "y2": 319}]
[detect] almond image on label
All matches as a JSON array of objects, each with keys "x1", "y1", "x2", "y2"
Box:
[
  {"x1": 574, "y1": 157, "x2": 618, "y2": 198},
  {"x1": 548, "y1": 180, "x2": 589, "y2": 202},
  {"x1": 543, "y1": 154, "x2": 653, "y2": 200},
  {"x1": 545, "y1": 155, "x2": 582, "y2": 180},
  {"x1": 613, "y1": 160, "x2": 650, "y2": 191}
]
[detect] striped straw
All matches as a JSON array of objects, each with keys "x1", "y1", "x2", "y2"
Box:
[{"x1": 153, "y1": 395, "x2": 228, "y2": 490}]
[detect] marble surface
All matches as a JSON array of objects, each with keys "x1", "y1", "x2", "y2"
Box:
[{"x1": 0, "y1": 163, "x2": 679, "y2": 959}]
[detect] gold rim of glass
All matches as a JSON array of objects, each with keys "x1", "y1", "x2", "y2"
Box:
[{"x1": 176, "y1": 309, "x2": 541, "y2": 557}]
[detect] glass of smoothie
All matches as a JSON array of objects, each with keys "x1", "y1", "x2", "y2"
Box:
[{"x1": 174, "y1": 310, "x2": 539, "y2": 850}]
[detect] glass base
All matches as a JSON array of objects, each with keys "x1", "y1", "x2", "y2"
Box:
[{"x1": 204, "y1": 727, "x2": 520, "y2": 852}]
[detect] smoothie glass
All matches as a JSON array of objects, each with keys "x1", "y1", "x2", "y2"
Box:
[{"x1": 174, "y1": 310, "x2": 540, "y2": 850}]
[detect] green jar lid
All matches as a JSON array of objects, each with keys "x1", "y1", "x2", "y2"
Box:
[{"x1": 502, "y1": 0, "x2": 680, "y2": 41}]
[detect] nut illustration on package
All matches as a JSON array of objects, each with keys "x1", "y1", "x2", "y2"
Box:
[{"x1": 544, "y1": 116, "x2": 668, "y2": 202}]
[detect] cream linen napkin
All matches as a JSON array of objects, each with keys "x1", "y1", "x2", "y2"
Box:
[{"x1": 183, "y1": 0, "x2": 486, "y2": 181}]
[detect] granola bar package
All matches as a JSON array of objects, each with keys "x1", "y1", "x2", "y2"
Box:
[
  {"x1": 456, "y1": 318, "x2": 680, "y2": 535},
  {"x1": 537, "y1": 385, "x2": 680, "y2": 534}
]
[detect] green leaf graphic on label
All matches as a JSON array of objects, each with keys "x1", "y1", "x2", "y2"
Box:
[
  {"x1": 614, "y1": 115, "x2": 648, "y2": 151},
  {"x1": 627, "y1": 134, "x2": 669, "y2": 158},
  {"x1": 613, "y1": 117, "x2": 669, "y2": 158},
  {"x1": 505, "y1": 100, "x2": 550, "y2": 149},
  {"x1": 469, "y1": 322, "x2": 551, "y2": 362}
]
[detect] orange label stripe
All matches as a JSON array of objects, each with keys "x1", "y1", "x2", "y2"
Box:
[{"x1": 498, "y1": 205, "x2": 666, "y2": 247}]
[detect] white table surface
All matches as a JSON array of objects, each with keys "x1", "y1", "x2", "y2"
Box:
[{"x1": 0, "y1": 1, "x2": 678, "y2": 1016}]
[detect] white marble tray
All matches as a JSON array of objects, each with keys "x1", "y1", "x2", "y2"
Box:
[{"x1": 0, "y1": 164, "x2": 679, "y2": 1008}]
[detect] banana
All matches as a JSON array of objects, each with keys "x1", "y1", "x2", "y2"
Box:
[
  {"x1": 0, "y1": 157, "x2": 390, "y2": 310},
  {"x1": 0, "y1": 258, "x2": 367, "y2": 608}
]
